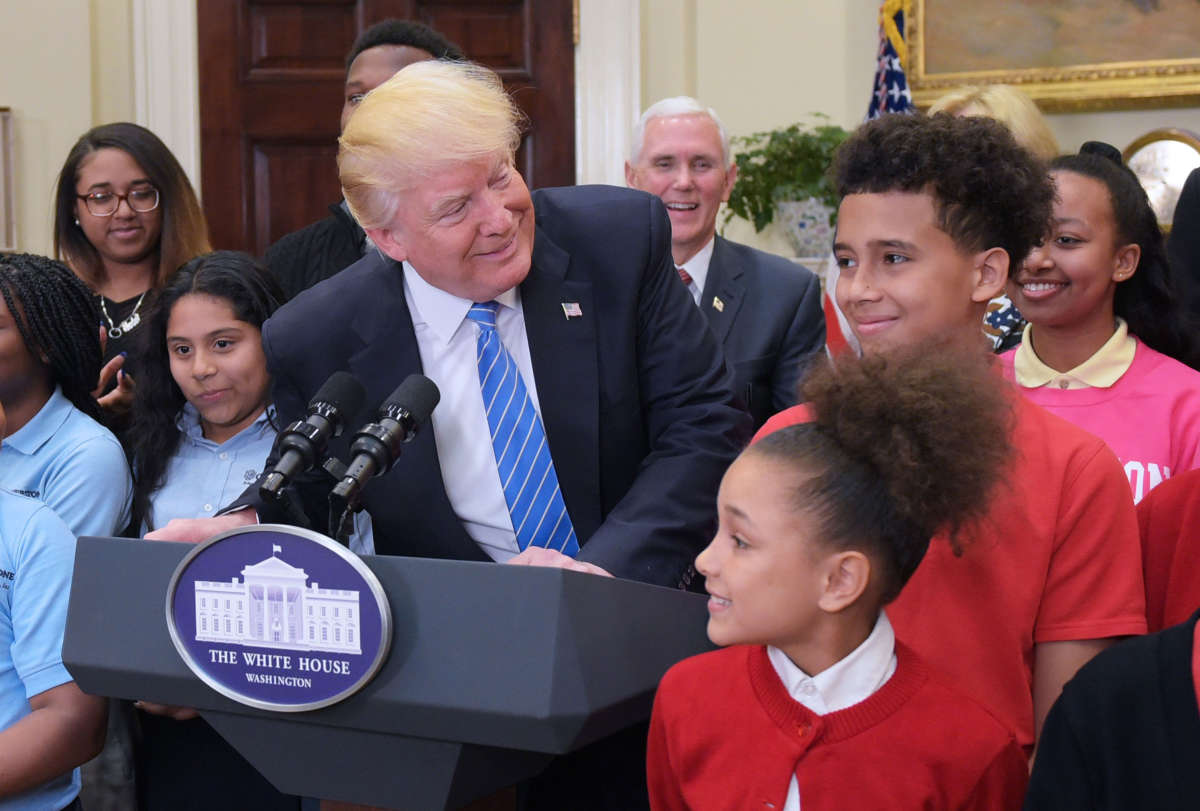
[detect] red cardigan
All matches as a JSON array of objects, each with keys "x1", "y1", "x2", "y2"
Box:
[{"x1": 647, "y1": 643, "x2": 1027, "y2": 810}]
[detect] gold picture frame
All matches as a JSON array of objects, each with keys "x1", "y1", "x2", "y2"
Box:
[
  {"x1": 1123, "y1": 127, "x2": 1200, "y2": 228},
  {"x1": 908, "y1": 0, "x2": 1200, "y2": 112}
]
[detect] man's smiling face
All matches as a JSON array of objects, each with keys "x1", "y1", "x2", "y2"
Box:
[{"x1": 625, "y1": 113, "x2": 737, "y2": 265}]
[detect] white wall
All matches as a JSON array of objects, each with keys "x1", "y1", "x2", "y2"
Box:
[
  {"x1": 0, "y1": 0, "x2": 134, "y2": 255},
  {"x1": 639, "y1": 1, "x2": 1200, "y2": 254},
  {"x1": 4, "y1": 1, "x2": 1199, "y2": 256}
]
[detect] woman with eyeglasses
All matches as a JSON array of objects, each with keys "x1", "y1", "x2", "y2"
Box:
[{"x1": 53, "y1": 122, "x2": 211, "y2": 412}]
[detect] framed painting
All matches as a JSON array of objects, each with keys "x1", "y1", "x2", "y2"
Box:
[{"x1": 908, "y1": 0, "x2": 1200, "y2": 111}]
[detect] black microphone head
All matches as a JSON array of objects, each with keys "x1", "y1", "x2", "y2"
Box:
[
  {"x1": 311, "y1": 371, "x2": 367, "y2": 423},
  {"x1": 384, "y1": 374, "x2": 441, "y2": 425}
]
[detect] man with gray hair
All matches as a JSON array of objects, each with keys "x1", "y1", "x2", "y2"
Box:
[{"x1": 627, "y1": 97, "x2": 825, "y2": 426}]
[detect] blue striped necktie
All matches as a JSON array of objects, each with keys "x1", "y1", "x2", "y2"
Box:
[{"x1": 467, "y1": 301, "x2": 579, "y2": 556}]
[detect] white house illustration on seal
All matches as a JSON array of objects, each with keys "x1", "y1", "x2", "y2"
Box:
[{"x1": 194, "y1": 547, "x2": 361, "y2": 654}]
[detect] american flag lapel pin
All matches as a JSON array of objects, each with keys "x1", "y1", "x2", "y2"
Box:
[
  {"x1": 561, "y1": 301, "x2": 583, "y2": 319},
  {"x1": 712, "y1": 296, "x2": 725, "y2": 313}
]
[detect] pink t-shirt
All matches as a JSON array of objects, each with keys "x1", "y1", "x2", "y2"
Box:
[{"x1": 1001, "y1": 340, "x2": 1200, "y2": 502}]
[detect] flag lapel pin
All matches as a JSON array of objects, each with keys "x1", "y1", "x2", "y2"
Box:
[{"x1": 562, "y1": 302, "x2": 583, "y2": 319}]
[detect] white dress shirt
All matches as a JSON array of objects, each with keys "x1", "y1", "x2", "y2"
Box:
[
  {"x1": 676, "y1": 237, "x2": 716, "y2": 307},
  {"x1": 766, "y1": 611, "x2": 898, "y2": 811},
  {"x1": 402, "y1": 261, "x2": 543, "y2": 561}
]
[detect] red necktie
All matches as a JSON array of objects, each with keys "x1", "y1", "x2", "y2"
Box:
[{"x1": 677, "y1": 267, "x2": 693, "y2": 286}]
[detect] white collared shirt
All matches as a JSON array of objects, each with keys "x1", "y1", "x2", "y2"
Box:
[
  {"x1": 766, "y1": 611, "x2": 898, "y2": 811},
  {"x1": 677, "y1": 236, "x2": 716, "y2": 307},
  {"x1": 402, "y1": 260, "x2": 541, "y2": 561}
]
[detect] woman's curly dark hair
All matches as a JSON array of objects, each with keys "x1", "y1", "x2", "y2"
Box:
[
  {"x1": 833, "y1": 112, "x2": 1055, "y2": 270},
  {"x1": 1049, "y1": 144, "x2": 1200, "y2": 369},
  {"x1": 128, "y1": 251, "x2": 283, "y2": 530},
  {"x1": 753, "y1": 343, "x2": 1013, "y2": 604},
  {"x1": 0, "y1": 253, "x2": 103, "y2": 422}
]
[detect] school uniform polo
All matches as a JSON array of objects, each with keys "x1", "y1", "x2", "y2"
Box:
[
  {"x1": 0, "y1": 489, "x2": 81, "y2": 810},
  {"x1": 0, "y1": 387, "x2": 132, "y2": 538},
  {"x1": 143, "y1": 405, "x2": 278, "y2": 531},
  {"x1": 1012, "y1": 318, "x2": 1136, "y2": 390},
  {"x1": 143, "y1": 405, "x2": 374, "y2": 554},
  {"x1": 1005, "y1": 320, "x2": 1200, "y2": 503}
]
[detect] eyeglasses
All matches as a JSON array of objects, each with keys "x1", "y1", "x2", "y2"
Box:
[{"x1": 76, "y1": 186, "x2": 160, "y2": 217}]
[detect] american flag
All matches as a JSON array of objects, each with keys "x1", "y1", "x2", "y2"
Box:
[{"x1": 866, "y1": 0, "x2": 914, "y2": 120}]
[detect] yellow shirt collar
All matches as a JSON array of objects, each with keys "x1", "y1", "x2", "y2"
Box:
[{"x1": 1014, "y1": 318, "x2": 1136, "y2": 390}]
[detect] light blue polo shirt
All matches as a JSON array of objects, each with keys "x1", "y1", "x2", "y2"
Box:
[
  {"x1": 0, "y1": 489, "x2": 81, "y2": 810},
  {"x1": 145, "y1": 404, "x2": 278, "y2": 531},
  {"x1": 145, "y1": 405, "x2": 374, "y2": 554},
  {"x1": 0, "y1": 388, "x2": 132, "y2": 539}
]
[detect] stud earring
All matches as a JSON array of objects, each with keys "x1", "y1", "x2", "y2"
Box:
[{"x1": 74, "y1": 218, "x2": 80, "y2": 226}]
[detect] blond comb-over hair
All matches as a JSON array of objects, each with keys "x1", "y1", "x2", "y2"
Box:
[{"x1": 338, "y1": 60, "x2": 524, "y2": 230}]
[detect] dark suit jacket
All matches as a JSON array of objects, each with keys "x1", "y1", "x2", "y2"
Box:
[
  {"x1": 699, "y1": 236, "x2": 825, "y2": 427},
  {"x1": 1168, "y1": 167, "x2": 1200, "y2": 321},
  {"x1": 245, "y1": 185, "x2": 752, "y2": 587}
]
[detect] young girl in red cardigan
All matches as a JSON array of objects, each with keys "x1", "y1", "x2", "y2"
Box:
[{"x1": 646, "y1": 346, "x2": 1028, "y2": 810}]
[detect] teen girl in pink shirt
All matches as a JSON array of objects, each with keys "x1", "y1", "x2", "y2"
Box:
[{"x1": 1003, "y1": 142, "x2": 1200, "y2": 503}]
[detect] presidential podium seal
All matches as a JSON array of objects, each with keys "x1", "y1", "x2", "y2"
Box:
[{"x1": 165, "y1": 524, "x2": 391, "y2": 712}]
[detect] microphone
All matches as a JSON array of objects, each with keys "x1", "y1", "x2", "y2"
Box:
[
  {"x1": 331, "y1": 374, "x2": 440, "y2": 504},
  {"x1": 260, "y1": 371, "x2": 366, "y2": 500}
]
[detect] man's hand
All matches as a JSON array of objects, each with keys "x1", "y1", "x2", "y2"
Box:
[
  {"x1": 144, "y1": 509, "x2": 257, "y2": 543},
  {"x1": 506, "y1": 547, "x2": 612, "y2": 577}
]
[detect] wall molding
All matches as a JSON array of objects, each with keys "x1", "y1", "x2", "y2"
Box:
[
  {"x1": 575, "y1": 0, "x2": 641, "y2": 186},
  {"x1": 132, "y1": 1, "x2": 636, "y2": 195},
  {"x1": 132, "y1": 0, "x2": 202, "y2": 195}
]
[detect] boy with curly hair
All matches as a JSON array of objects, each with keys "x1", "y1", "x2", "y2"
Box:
[{"x1": 755, "y1": 113, "x2": 1147, "y2": 758}]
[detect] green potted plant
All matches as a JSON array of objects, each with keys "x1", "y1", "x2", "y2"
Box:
[{"x1": 723, "y1": 115, "x2": 850, "y2": 257}]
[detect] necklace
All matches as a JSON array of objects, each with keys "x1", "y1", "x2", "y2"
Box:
[{"x1": 98, "y1": 290, "x2": 148, "y2": 339}]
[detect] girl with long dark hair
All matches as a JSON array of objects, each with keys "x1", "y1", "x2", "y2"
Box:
[
  {"x1": 1004, "y1": 142, "x2": 1200, "y2": 503},
  {"x1": 53, "y1": 122, "x2": 211, "y2": 407},
  {"x1": 127, "y1": 251, "x2": 304, "y2": 809},
  {"x1": 128, "y1": 251, "x2": 282, "y2": 532}
]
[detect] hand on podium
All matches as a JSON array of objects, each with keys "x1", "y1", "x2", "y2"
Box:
[
  {"x1": 134, "y1": 701, "x2": 199, "y2": 721},
  {"x1": 506, "y1": 546, "x2": 612, "y2": 577},
  {"x1": 144, "y1": 508, "x2": 257, "y2": 543}
]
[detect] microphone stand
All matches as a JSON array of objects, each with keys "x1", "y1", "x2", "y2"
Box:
[{"x1": 320, "y1": 456, "x2": 358, "y2": 548}]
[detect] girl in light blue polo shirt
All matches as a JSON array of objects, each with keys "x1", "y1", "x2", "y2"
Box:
[
  {"x1": 128, "y1": 251, "x2": 305, "y2": 810},
  {"x1": 0, "y1": 254, "x2": 132, "y2": 538},
  {"x1": 0, "y1": 397, "x2": 108, "y2": 810},
  {"x1": 128, "y1": 251, "x2": 285, "y2": 534}
]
